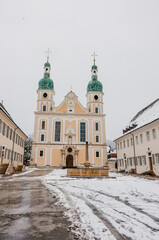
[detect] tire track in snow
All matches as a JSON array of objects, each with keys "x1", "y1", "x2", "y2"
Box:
[
  {"x1": 71, "y1": 185, "x2": 159, "y2": 223},
  {"x1": 57, "y1": 186, "x2": 128, "y2": 240}
]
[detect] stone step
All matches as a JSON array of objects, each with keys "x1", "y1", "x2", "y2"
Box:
[
  {"x1": 0, "y1": 164, "x2": 9, "y2": 174},
  {"x1": 5, "y1": 163, "x2": 16, "y2": 175}
]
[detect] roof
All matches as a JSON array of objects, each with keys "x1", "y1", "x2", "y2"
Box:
[
  {"x1": 0, "y1": 103, "x2": 13, "y2": 120},
  {"x1": 0, "y1": 103, "x2": 27, "y2": 138},
  {"x1": 115, "y1": 98, "x2": 159, "y2": 141}
]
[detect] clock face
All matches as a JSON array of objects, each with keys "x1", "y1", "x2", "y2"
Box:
[
  {"x1": 68, "y1": 99, "x2": 74, "y2": 107},
  {"x1": 94, "y1": 95, "x2": 98, "y2": 100},
  {"x1": 43, "y1": 92, "x2": 48, "y2": 98}
]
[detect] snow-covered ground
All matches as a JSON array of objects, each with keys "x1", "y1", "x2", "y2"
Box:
[{"x1": 42, "y1": 169, "x2": 159, "y2": 240}]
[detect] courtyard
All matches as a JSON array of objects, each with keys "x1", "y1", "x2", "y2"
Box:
[{"x1": 0, "y1": 169, "x2": 159, "y2": 240}]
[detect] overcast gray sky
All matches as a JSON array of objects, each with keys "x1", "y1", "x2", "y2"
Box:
[{"x1": 0, "y1": 0, "x2": 159, "y2": 140}]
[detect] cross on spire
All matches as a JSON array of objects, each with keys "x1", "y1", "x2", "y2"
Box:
[
  {"x1": 45, "y1": 48, "x2": 52, "y2": 62},
  {"x1": 91, "y1": 52, "x2": 98, "y2": 65}
]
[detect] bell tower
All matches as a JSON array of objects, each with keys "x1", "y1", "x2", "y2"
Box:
[
  {"x1": 86, "y1": 54, "x2": 104, "y2": 114},
  {"x1": 37, "y1": 59, "x2": 55, "y2": 112}
]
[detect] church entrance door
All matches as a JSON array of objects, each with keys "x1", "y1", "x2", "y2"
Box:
[{"x1": 66, "y1": 155, "x2": 73, "y2": 168}]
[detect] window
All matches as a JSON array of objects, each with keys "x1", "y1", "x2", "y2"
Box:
[
  {"x1": 140, "y1": 134, "x2": 143, "y2": 143},
  {"x1": 96, "y1": 151, "x2": 99, "y2": 158},
  {"x1": 41, "y1": 134, "x2": 44, "y2": 141},
  {"x1": 10, "y1": 129, "x2": 12, "y2": 140},
  {"x1": 127, "y1": 139, "x2": 129, "y2": 147},
  {"x1": 120, "y1": 142, "x2": 122, "y2": 149},
  {"x1": 0, "y1": 119, "x2": 1, "y2": 133},
  {"x1": 95, "y1": 107, "x2": 98, "y2": 113},
  {"x1": 43, "y1": 105, "x2": 46, "y2": 112},
  {"x1": 2, "y1": 123, "x2": 5, "y2": 135},
  {"x1": 96, "y1": 135, "x2": 99, "y2": 142},
  {"x1": 142, "y1": 156, "x2": 146, "y2": 165},
  {"x1": 95, "y1": 122, "x2": 99, "y2": 131},
  {"x1": 55, "y1": 121, "x2": 61, "y2": 142},
  {"x1": 123, "y1": 141, "x2": 125, "y2": 148},
  {"x1": 42, "y1": 121, "x2": 45, "y2": 129},
  {"x1": 136, "y1": 136, "x2": 138, "y2": 145},
  {"x1": 6, "y1": 126, "x2": 9, "y2": 138},
  {"x1": 152, "y1": 129, "x2": 156, "y2": 139},
  {"x1": 155, "y1": 153, "x2": 159, "y2": 164},
  {"x1": 80, "y1": 122, "x2": 86, "y2": 142},
  {"x1": 137, "y1": 156, "x2": 142, "y2": 166},
  {"x1": 39, "y1": 150, "x2": 44, "y2": 157},
  {"x1": 146, "y1": 131, "x2": 150, "y2": 141},
  {"x1": 131, "y1": 138, "x2": 133, "y2": 146},
  {"x1": 130, "y1": 158, "x2": 132, "y2": 166},
  {"x1": 118, "y1": 143, "x2": 119, "y2": 150}
]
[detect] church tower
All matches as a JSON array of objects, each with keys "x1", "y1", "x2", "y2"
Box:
[
  {"x1": 37, "y1": 60, "x2": 55, "y2": 112},
  {"x1": 86, "y1": 59, "x2": 103, "y2": 114}
]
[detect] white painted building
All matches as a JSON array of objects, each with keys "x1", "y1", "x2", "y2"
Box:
[{"x1": 114, "y1": 99, "x2": 159, "y2": 176}]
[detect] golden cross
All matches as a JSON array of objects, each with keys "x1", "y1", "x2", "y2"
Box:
[
  {"x1": 91, "y1": 52, "x2": 98, "y2": 65},
  {"x1": 70, "y1": 85, "x2": 72, "y2": 91},
  {"x1": 45, "y1": 48, "x2": 52, "y2": 62}
]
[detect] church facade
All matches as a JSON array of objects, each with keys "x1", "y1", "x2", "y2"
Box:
[{"x1": 31, "y1": 59, "x2": 107, "y2": 167}]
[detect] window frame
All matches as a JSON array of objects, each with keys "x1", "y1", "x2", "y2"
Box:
[
  {"x1": 55, "y1": 121, "x2": 61, "y2": 142},
  {"x1": 39, "y1": 150, "x2": 44, "y2": 157},
  {"x1": 95, "y1": 107, "x2": 98, "y2": 113},
  {"x1": 146, "y1": 131, "x2": 150, "y2": 141},
  {"x1": 95, "y1": 122, "x2": 99, "y2": 131},
  {"x1": 41, "y1": 121, "x2": 46, "y2": 130},
  {"x1": 40, "y1": 134, "x2": 45, "y2": 142},
  {"x1": 96, "y1": 135, "x2": 99, "y2": 143},
  {"x1": 80, "y1": 122, "x2": 86, "y2": 142},
  {"x1": 96, "y1": 151, "x2": 100, "y2": 158},
  {"x1": 152, "y1": 129, "x2": 156, "y2": 140},
  {"x1": 42, "y1": 105, "x2": 46, "y2": 112}
]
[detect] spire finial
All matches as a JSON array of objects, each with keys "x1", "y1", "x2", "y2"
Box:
[
  {"x1": 91, "y1": 52, "x2": 97, "y2": 65},
  {"x1": 45, "y1": 48, "x2": 52, "y2": 62},
  {"x1": 70, "y1": 85, "x2": 72, "y2": 91}
]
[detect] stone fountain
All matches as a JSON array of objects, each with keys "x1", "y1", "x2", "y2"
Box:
[{"x1": 67, "y1": 141, "x2": 109, "y2": 177}]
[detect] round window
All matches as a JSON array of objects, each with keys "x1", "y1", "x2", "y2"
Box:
[
  {"x1": 43, "y1": 92, "x2": 48, "y2": 98},
  {"x1": 94, "y1": 95, "x2": 98, "y2": 100},
  {"x1": 67, "y1": 148, "x2": 72, "y2": 153}
]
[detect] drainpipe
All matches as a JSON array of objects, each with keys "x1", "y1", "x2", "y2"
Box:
[
  {"x1": 11, "y1": 127, "x2": 18, "y2": 164},
  {"x1": 130, "y1": 133, "x2": 137, "y2": 172}
]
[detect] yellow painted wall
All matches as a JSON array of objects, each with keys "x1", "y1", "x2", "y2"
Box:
[
  {"x1": 78, "y1": 149, "x2": 85, "y2": 164},
  {"x1": 37, "y1": 149, "x2": 45, "y2": 166},
  {"x1": 56, "y1": 102, "x2": 67, "y2": 112},
  {"x1": 74, "y1": 102, "x2": 87, "y2": 113},
  {"x1": 52, "y1": 149, "x2": 61, "y2": 165},
  {"x1": 94, "y1": 149, "x2": 102, "y2": 166}
]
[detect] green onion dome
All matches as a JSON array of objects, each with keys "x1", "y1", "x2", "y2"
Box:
[
  {"x1": 87, "y1": 74, "x2": 103, "y2": 93},
  {"x1": 38, "y1": 72, "x2": 54, "y2": 90},
  {"x1": 44, "y1": 62, "x2": 51, "y2": 67},
  {"x1": 92, "y1": 64, "x2": 98, "y2": 70}
]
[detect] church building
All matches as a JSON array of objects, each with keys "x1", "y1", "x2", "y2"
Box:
[{"x1": 31, "y1": 57, "x2": 107, "y2": 168}]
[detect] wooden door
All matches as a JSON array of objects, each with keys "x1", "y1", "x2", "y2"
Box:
[{"x1": 66, "y1": 155, "x2": 73, "y2": 168}]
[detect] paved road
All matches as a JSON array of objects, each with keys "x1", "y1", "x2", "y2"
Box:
[{"x1": 0, "y1": 170, "x2": 75, "y2": 240}]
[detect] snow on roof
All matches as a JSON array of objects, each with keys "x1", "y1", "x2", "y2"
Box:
[
  {"x1": 123, "y1": 98, "x2": 159, "y2": 135},
  {"x1": 0, "y1": 103, "x2": 13, "y2": 120}
]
